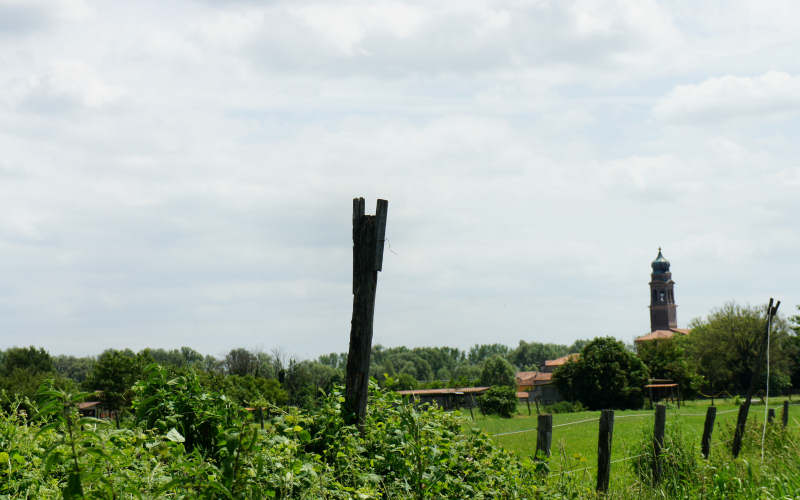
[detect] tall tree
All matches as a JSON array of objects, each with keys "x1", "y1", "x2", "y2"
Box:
[
  {"x1": 637, "y1": 335, "x2": 703, "y2": 398},
  {"x1": 224, "y1": 348, "x2": 258, "y2": 376},
  {"x1": 479, "y1": 355, "x2": 516, "y2": 388},
  {"x1": 85, "y1": 349, "x2": 144, "y2": 426},
  {"x1": 688, "y1": 302, "x2": 792, "y2": 396},
  {"x1": 0, "y1": 346, "x2": 53, "y2": 376},
  {"x1": 553, "y1": 337, "x2": 649, "y2": 410},
  {"x1": 468, "y1": 344, "x2": 510, "y2": 365}
]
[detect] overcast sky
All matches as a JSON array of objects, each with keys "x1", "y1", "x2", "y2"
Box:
[{"x1": 1, "y1": 0, "x2": 798, "y2": 360}]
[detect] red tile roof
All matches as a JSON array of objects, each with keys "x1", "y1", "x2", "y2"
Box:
[
  {"x1": 516, "y1": 371, "x2": 553, "y2": 385},
  {"x1": 544, "y1": 353, "x2": 580, "y2": 367},
  {"x1": 635, "y1": 328, "x2": 691, "y2": 343}
]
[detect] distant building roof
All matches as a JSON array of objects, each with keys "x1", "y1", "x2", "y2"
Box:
[
  {"x1": 544, "y1": 353, "x2": 580, "y2": 367},
  {"x1": 396, "y1": 387, "x2": 490, "y2": 396},
  {"x1": 635, "y1": 328, "x2": 691, "y2": 343},
  {"x1": 78, "y1": 402, "x2": 101, "y2": 410},
  {"x1": 516, "y1": 392, "x2": 530, "y2": 399},
  {"x1": 516, "y1": 371, "x2": 553, "y2": 385}
]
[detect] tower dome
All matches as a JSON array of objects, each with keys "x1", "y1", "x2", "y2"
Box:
[{"x1": 651, "y1": 247, "x2": 670, "y2": 274}]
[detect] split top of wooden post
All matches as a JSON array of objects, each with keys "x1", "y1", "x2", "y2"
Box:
[{"x1": 352, "y1": 198, "x2": 388, "y2": 272}]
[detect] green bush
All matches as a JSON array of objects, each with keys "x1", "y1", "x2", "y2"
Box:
[
  {"x1": 543, "y1": 400, "x2": 585, "y2": 414},
  {"x1": 1, "y1": 375, "x2": 551, "y2": 498},
  {"x1": 477, "y1": 386, "x2": 517, "y2": 418}
]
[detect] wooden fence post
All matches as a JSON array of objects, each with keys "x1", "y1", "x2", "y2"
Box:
[
  {"x1": 701, "y1": 406, "x2": 716, "y2": 459},
  {"x1": 526, "y1": 398, "x2": 531, "y2": 416},
  {"x1": 732, "y1": 402, "x2": 749, "y2": 458},
  {"x1": 653, "y1": 404, "x2": 666, "y2": 483},
  {"x1": 596, "y1": 409, "x2": 614, "y2": 493},
  {"x1": 536, "y1": 414, "x2": 553, "y2": 458},
  {"x1": 732, "y1": 298, "x2": 779, "y2": 458},
  {"x1": 768, "y1": 408, "x2": 775, "y2": 424},
  {"x1": 783, "y1": 400, "x2": 789, "y2": 428},
  {"x1": 344, "y1": 198, "x2": 388, "y2": 429}
]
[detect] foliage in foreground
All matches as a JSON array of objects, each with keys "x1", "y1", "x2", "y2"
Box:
[{"x1": 0, "y1": 371, "x2": 546, "y2": 499}]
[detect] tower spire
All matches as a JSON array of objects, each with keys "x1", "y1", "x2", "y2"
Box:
[{"x1": 649, "y1": 248, "x2": 676, "y2": 331}]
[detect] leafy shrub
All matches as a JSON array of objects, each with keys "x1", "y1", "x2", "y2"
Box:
[
  {"x1": 477, "y1": 386, "x2": 517, "y2": 418},
  {"x1": 2, "y1": 374, "x2": 552, "y2": 498},
  {"x1": 543, "y1": 400, "x2": 585, "y2": 414}
]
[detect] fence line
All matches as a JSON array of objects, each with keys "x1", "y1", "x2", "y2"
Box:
[{"x1": 493, "y1": 406, "x2": 768, "y2": 437}]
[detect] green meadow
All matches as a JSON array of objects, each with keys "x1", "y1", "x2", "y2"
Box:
[{"x1": 467, "y1": 398, "x2": 799, "y2": 493}]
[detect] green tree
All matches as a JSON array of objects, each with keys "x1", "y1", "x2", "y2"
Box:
[
  {"x1": 479, "y1": 355, "x2": 516, "y2": 388},
  {"x1": 688, "y1": 302, "x2": 792, "y2": 396},
  {"x1": 468, "y1": 344, "x2": 510, "y2": 364},
  {"x1": 224, "y1": 348, "x2": 258, "y2": 376},
  {"x1": 84, "y1": 349, "x2": 144, "y2": 426},
  {"x1": 0, "y1": 346, "x2": 53, "y2": 376},
  {"x1": 553, "y1": 337, "x2": 649, "y2": 410},
  {"x1": 508, "y1": 340, "x2": 570, "y2": 371},
  {"x1": 52, "y1": 355, "x2": 95, "y2": 384},
  {"x1": 636, "y1": 335, "x2": 703, "y2": 398}
]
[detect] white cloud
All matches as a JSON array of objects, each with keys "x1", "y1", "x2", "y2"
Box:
[
  {"x1": 653, "y1": 71, "x2": 800, "y2": 122},
  {"x1": 0, "y1": 0, "x2": 799, "y2": 356},
  {"x1": 17, "y1": 61, "x2": 123, "y2": 112}
]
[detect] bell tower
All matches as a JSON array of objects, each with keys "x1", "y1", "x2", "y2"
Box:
[{"x1": 649, "y1": 247, "x2": 677, "y2": 331}]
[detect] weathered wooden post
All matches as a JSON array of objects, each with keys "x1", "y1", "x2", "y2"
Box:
[
  {"x1": 596, "y1": 409, "x2": 614, "y2": 493},
  {"x1": 526, "y1": 397, "x2": 531, "y2": 416},
  {"x1": 344, "y1": 198, "x2": 388, "y2": 429},
  {"x1": 701, "y1": 406, "x2": 716, "y2": 459},
  {"x1": 732, "y1": 298, "x2": 779, "y2": 458},
  {"x1": 768, "y1": 408, "x2": 775, "y2": 423},
  {"x1": 783, "y1": 400, "x2": 789, "y2": 428},
  {"x1": 259, "y1": 407, "x2": 265, "y2": 430},
  {"x1": 653, "y1": 404, "x2": 666, "y2": 483},
  {"x1": 536, "y1": 414, "x2": 553, "y2": 458}
]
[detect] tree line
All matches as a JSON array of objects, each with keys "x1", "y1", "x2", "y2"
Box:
[{"x1": 1, "y1": 301, "x2": 798, "y2": 416}]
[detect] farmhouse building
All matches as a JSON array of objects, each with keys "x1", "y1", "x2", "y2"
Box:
[
  {"x1": 515, "y1": 353, "x2": 579, "y2": 403},
  {"x1": 635, "y1": 248, "x2": 690, "y2": 343}
]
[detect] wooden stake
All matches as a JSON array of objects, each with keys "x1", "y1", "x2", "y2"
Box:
[
  {"x1": 596, "y1": 410, "x2": 614, "y2": 493},
  {"x1": 733, "y1": 298, "x2": 779, "y2": 458},
  {"x1": 783, "y1": 400, "x2": 789, "y2": 428},
  {"x1": 536, "y1": 414, "x2": 553, "y2": 458},
  {"x1": 701, "y1": 406, "x2": 716, "y2": 459},
  {"x1": 653, "y1": 404, "x2": 666, "y2": 483},
  {"x1": 768, "y1": 408, "x2": 775, "y2": 423},
  {"x1": 344, "y1": 198, "x2": 388, "y2": 429}
]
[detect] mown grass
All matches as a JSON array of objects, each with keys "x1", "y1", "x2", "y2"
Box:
[{"x1": 464, "y1": 397, "x2": 800, "y2": 497}]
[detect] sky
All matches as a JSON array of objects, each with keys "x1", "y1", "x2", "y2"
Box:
[{"x1": 1, "y1": 0, "x2": 799, "y2": 360}]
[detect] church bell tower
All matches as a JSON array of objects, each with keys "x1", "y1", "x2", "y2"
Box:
[{"x1": 649, "y1": 248, "x2": 677, "y2": 331}]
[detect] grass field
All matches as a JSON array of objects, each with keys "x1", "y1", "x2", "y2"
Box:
[{"x1": 465, "y1": 397, "x2": 798, "y2": 489}]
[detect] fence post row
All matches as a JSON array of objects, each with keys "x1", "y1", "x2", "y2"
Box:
[
  {"x1": 344, "y1": 198, "x2": 388, "y2": 429},
  {"x1": 536, "y1": 414, "x2": 553, "y2": 458},
  {"x1": 701, "y1": 406, "x2": 716, "y2": 459},
  {"x1": 596, "y1": 409, "x2": 614, "y2": 493}
]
